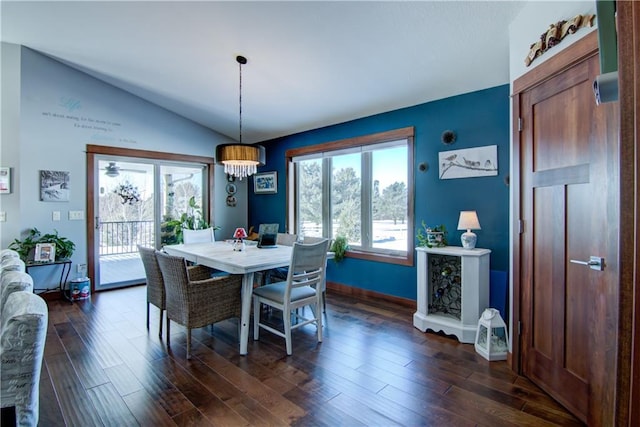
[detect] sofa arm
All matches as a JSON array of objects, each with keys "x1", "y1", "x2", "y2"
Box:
[
  {"x1": 1, "y1": 272, "x2": 34, "y2": 308},
  {"x1": 0, "y1": 258, "x2": 25, "y2": 274},
  {"x1": 0, "y1": 249, "x2": 20, "y2": 262},
  {"x1": 0, "y1": 291, "x2": 48, "y2": 427}
]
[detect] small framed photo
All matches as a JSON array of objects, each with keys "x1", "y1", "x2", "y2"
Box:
[
  {"x1": 253, "y1": 171, "x2": 278, "y2": 194},
  {"x1": 0, "y1": 167, "x2": 10, "y2": 194},
  {"x1": 34, "y1": 243, "x2": 56, "y2": 263}
]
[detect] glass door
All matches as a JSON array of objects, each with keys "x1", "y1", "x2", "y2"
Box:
[
  {"x1": 94, "y1": 157, "x2": 207, "y2": 290},
  {"x1": 159, "y1": 164, "x2": 208, "y2": 247}
]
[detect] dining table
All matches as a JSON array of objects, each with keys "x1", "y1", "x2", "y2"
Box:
[{"x1": 163, "y1": 240, "x2": 293, "y2": 355}]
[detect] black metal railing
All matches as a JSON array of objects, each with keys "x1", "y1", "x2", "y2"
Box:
[{"x1": 99, "y1": 220, "x2": 154, "y2": 255}]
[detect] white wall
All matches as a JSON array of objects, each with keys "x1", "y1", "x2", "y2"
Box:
[
  {"x1": 509, "y1": 1, "x2": 597, "y2": 81},
  {"x1": 507, "y1": 0, "x2": 597, "y2": 348},
  {"x1": 1, "y1": 44, "x2": 248, "y2": 287}
]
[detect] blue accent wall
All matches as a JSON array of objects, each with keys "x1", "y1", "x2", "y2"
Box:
[{"x1": 249, "y1": 85, "x2": 510, "y2": 301}]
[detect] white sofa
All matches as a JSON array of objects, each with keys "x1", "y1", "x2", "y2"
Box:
[{"x1": 0, "y1": 250, "x2": 48, "y2": 427}]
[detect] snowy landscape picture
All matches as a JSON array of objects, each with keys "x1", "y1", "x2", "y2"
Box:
[{"x1": 40, "y1": 170, "x2": 70, "y2": 202}]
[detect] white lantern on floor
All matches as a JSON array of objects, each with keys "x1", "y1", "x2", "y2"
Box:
[{"x1": 475, "y1": 308, "x2": 509, "y2": 361}]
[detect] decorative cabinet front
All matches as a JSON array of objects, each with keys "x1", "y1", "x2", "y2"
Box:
[{"x1": 414, "y1": 246, "x2": 491, "y2": 343}]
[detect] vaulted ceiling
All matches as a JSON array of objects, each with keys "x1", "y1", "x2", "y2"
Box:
[{"x1": 2, "y1": 1, "x2": 527, "y2": 143}]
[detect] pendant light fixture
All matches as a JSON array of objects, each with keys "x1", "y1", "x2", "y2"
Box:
[{"x1": 215, "y1": 55, "x2": 265, "y2": 180}]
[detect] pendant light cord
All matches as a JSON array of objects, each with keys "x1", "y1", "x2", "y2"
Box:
[{"x1": 237, "y1": 55, "x2": 246, "y2": 144}]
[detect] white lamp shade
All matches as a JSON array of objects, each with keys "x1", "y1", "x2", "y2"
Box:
[
  {"x1": 458, "y1": 211, "x2": 481, "y2": 249},
  {"x1": 457, "y1": 211, "x2": 481, "y2": 230}
]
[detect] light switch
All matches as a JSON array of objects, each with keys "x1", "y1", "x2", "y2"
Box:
[
  {"x1": 52, "y1": 211, "x2": 61, "y2": 221},
  {"x1": 69, "y1": 210, "x2": 84, "y2": 221},
  {"x1": 0, "y1": 211, "x2": 6, "y2": 222}
]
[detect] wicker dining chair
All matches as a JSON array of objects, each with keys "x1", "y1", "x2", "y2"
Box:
[
  {"x1": 155, "y1": 250, "x2": 242, "y2": 359},
  {"x1": 138, "y1": 245, "x2": 166, "y2": 337}
]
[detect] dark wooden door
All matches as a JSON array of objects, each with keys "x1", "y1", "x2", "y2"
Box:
[{"x1": 518, "y1": 46, "x2": 619, "y2": 423}]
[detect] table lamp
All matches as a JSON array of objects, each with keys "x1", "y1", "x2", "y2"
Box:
[
  {"x1": 457, "y1": 211, "x2": 481, "y2": 249},
  {"x1": 233, "y1": 227, "x2": 248, "y2": 251}
]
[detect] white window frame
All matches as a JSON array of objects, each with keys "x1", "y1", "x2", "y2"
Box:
[{"x1": 286, "y1": 127, "x2": 415, "y2": 266}]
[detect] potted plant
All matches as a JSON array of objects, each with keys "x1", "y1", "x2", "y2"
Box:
[
  {"x1": 330, "y1": 235, "x2": 349, "y2": 262},
  {"x1": 161, "y1": 196, "x2": 220, "y2": 244},
  {"x1": 416, "y1": 221, "x2": 448, "y2": 248},
  {"x1": 9, "y1": 228, "x2": 76, "y2": 261}
]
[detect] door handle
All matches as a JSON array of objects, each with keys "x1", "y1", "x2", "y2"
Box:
[{"x1": 570, "y1": 256, "x2": 604, "y2": 271}]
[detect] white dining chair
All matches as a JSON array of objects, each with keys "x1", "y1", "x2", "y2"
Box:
[
  {"x1": 261, "y1": 233, "x2": 298, "y2": 285},
  {"x1": 304, "y1": 236, "x2": 331, "y2": 312},
  {"x1": 252, "y1": 239, "x2": 330, "y2": 355},
  {"x1": 183, "y1": 227, "x2": 215, "y2": 244}
]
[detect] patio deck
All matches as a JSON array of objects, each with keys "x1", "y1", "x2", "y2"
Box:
[{"x1": 99, "y1": 253, "x2": 146, "y2": 288}]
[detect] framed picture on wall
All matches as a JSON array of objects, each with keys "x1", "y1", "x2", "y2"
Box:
[
  {"x1": 253, "y1": 171, "x2": 277, "y2": 194},
  {"x1": 34, "y1": 243, "x2": 56, "y2": 263},
  {"x1": 438, "y1": 145, "x2": 498, "y2": 179},
  {"x1": 40, "y1": 170, "x2": 70, "y2": 202},
  {"x1": 0, "y1": 167, "x2": 10, "y2": 194}
]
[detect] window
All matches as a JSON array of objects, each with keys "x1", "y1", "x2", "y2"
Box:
[{"x1": 287, "y1": 127, "x2": 414, "y2": 265}]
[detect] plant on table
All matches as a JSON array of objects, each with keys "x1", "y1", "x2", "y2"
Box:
[
  {"x1": 416, "y1": 221, "x2": 448, "y2": 248},
  {"x1": 9, "y1": 228, "x2": 76, "y2": 261}
]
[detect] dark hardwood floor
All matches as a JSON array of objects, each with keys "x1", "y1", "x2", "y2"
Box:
[{"x1": 39, "y1": 286, "x2": 582, "y2": 426}]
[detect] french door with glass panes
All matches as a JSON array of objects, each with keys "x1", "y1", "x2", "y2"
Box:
[{"x1": 92, "y1": 155, "x2": 209, "y2": 290}]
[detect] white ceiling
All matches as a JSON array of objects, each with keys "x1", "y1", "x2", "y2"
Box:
[{"x1": 2, "y1": 1, "x2": 527, "y2": 144}]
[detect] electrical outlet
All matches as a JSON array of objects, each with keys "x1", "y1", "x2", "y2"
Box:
[
  {"x1": 77, "y1": 263, "x2": 87, "y2": 274},
  {"x1": 69, "y1": 210, "x2": 84, "y2": 220},
  {"x1": 0, "y1": 211, "x2": 6, "y2": 222},
  {"x1": 52, "y1": 211, "x2": 61, "y2": 221}
]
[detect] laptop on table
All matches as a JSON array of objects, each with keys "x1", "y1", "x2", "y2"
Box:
[{"x1": 257, "y1": 223, "x2": 278, "y2": 249}]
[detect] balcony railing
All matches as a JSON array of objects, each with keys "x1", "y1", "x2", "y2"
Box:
[{"x1": 100, "y1": 220, "x2": 154, "y2": 255}]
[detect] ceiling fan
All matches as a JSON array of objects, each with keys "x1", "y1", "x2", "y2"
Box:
[
  {"x1": 104, "y1": 162, "x2": 147, "y2": 177},
  {"x1": 104, "y1": 162, "x2": 120, "y2": 177}
]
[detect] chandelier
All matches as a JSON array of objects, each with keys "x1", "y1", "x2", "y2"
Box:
[{"x1": 216, "y1": 55, "x2": 265, "y2": 179}]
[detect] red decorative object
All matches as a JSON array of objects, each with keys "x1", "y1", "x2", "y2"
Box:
[
  {"x1": 233, "y1": 228, "x2": 247, "y2": 252},
  {"x1": 233, "y1": 228, "x2": 248, "y2": 239}
]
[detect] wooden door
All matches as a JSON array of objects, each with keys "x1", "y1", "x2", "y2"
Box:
[{"x1": 516, "y1": 35, "x2": 619, "y2": 424}]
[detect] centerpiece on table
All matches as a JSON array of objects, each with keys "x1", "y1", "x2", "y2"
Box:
[{"x1": 233, "y1": 228, "x2": 248, "y2": 251}]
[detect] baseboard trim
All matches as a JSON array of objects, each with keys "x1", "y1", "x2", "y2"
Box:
[
  {"x1": 326, "y1": 281, "x2": 416, "y2": 310},
  {"x1": 37, "y1": 290, "x2": 64, "y2": 302},
  {"x1": 37, "y1": 280, "x2": 417, "y2": 310}
]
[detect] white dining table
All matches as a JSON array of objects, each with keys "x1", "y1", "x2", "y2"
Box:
[{"x1": 163, "y1": 241, "x2": 292, "y2": 355}]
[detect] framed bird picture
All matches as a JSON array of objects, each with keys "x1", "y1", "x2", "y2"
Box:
[{"x1": 438, "y1": 145, "x2": 498, "y2": 179}]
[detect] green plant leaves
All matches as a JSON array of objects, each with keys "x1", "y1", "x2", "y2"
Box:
[{"x1": 9, "y1": 228, "x2": 75, "y2": 261}]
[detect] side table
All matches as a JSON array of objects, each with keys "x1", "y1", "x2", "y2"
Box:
[
  {"x1": 414, "y1": 246, "x2": 491, "y2": 343},
  {"x1": 25, "y1": 259, "x2": 72, "y2": 296}
]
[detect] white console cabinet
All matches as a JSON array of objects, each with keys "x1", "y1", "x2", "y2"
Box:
[{"x1": 414, "y1": 246, "x2": 491, "y2": 343}]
